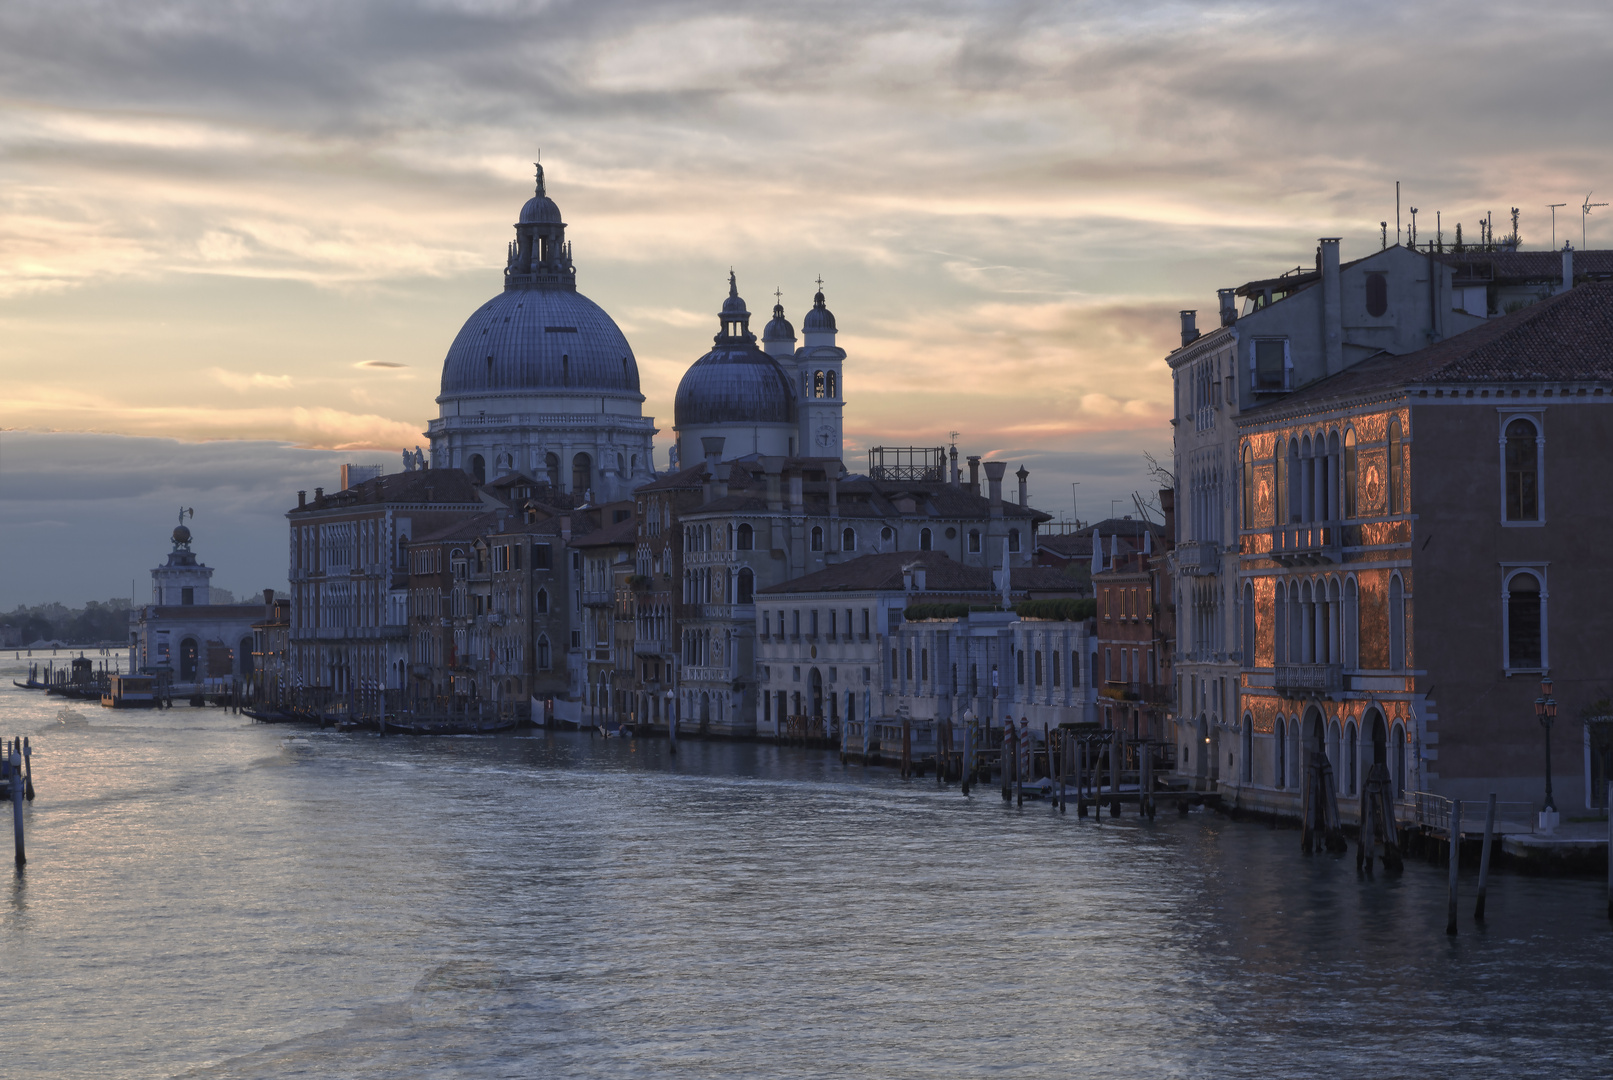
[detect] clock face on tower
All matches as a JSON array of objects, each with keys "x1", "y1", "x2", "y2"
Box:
[{"x1": 815, "y1": 422, "x2": 836, "y2": 448}]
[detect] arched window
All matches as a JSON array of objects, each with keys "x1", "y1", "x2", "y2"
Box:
[
  {"x1": 826, "y1": 370, "x2": 837, "y2": 398},
  {"x1": 1241, "y1": 583, "x2": 1255, "y2": 669},
  {"x1": 737, "y1": 567, "x2": 754, "y2": 605},
  {"x1": 469, "y1": 454, "x2": 486, "y2": 485},
  {"x1": 536, "y1": 588, "x2": 549, "y2": 614},
  {"x1": 920, "y1": 528, "x2": 933, "y2": 551},
  {"x1": 842, "y1": 527, "x2": 857, "y2": 552},
  {"x1": 813, "y1": 370, "x2": 825, "y2": 398},
  {"x1": 631, "y1": 454, "x2": 638, "y2": 473},
  {"x1": 545, "y1": 452, "x2": 561, "y2": 489},
  {"x1": 1365, "y1": 272, "x2": 1388, "y2": 317},
  {"x1": 810, "y1": 526, "x2": 824, "y2": 552},
  {"x1": 1505, "y1": 570, "x2": 1543, "y2": 670},
  {"x1": 1241, "y1": 442, "x2": 1254, "y2": 529},
  {"x1": 1388, "y1": 574, "x2": 1406, "y2": 671},
  {"x1": 1345, "y1": 719, "x2": 1359, "y2": 796},
  {"x1": 881, "y1": 526, "x2": 895, "y2": 548},
  {"x1": 1342, "y1": 431, "x2": 1359, "y2": 518},
  {"x1": 1344, "y1": 577, "x2": 1358, "y2": 669},
  {"x1": 905, "y1": 649, "x2": 914, "y2": 680},
  {"x1": 1034, "y1": 651, "x2": 1043, "y2": 686},
  {"x1": 737, "y1": 523, "x2": 753, "y2": 550},
  {"x1": 1300, "y1": 434, "x2": 1314, "y2": 521},
  {"x1": 1008, "y1": 528, "x2": 1021, "y2": 553},
  {"x1": 1327, "y1": 720, "x2": 1340, "y2": 778},
  {"x1": 1505, "y1": 417, "x2": 1540, "y2": 521},
  {"x1": 1387, "y1": 417, "x2": 1403, "y2": 515},
  {"x1": 1274, "y1": 438, "x2": 1287, "y2": 526},
  {"x1": 1016, "y1": 649, "x2": 1025, "y2": 684},
  {"x1": 536, "y1": 635, "x2": 551, "y2": 669},
  {"x1": 1392, "y1": 722, "x2": 1407, "y2": 796},
  {"x1": 1272, "y1": 581, "x2": 1286, "y2": 665},
  {"x1": 1275, "y1": 717, "x2": 1287, "y2": 788},
  {"x1": 572, "y1": 452, "x2": 592, "y2": 495},
  {"x1": 1241, "y1": 717, "x2": 1253, "y2": 782},
  {"x1": 1286, "y1": 440, "x2": 1301, "y2": 523},
  {"x1": 968, "y1": 529, "x2": 980, "y2": 554}
]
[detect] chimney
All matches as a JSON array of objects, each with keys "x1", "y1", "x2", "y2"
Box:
[
  {"x1": 914, "y1": 567, "x2": 927, "y2": 591},
  {"x1": 949, "y1": 445, "x2": 960, "y2": 487},
  {"x1": 788, "y1": 469, "x2": 804, "y2": 513},
  {"x1": 903, "y1": 568, "x2": 914, "y2": 592},
  {"x1": 297, "y1": 490, "x2": 306, "y2": 508},
  {"x1": 701, "y1": 436, "x2": 725, "y2": 504},
  {"x1": 1015, "y1": 465, "x2": 1029, "y2": 509},
  {"x1": 967, "y1": 455, "x2": 981, "y2": 495},
  {"x1": 1218, "y1": 288, "x2": 1237, "y2": 327},
  {"x1": 1320, "y1": 238, "x2": 1343, "y2": 375},
  {"x1": 983, "y1": 461, "x2": 1007, "y2": 516},
  {"x1": 314, "y1": 487, "x2": 323, "y2": 502},
  {"x1": 702, "y1": 436, "x2": 725, "y2": 471},
  {"x1": 1179, "y1": 310, "x2": 1199, "y2": 347},
  {"x1": 712, "y1": 462, "x2": 731, "y2": 501},
  {"x1": 263, "y1": 588, "x2": 275, "y2": 619},
  {"x1": 762, "y1": 456, "x2": 784, "y2": 511},
  {"x1": 1561, "y1": 243, "x2": 1575, "y2": 294}
]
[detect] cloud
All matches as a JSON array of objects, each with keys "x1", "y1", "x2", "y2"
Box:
[
  {"x1": 211, "y1": 368, "x2": 295, "y2": 391},
  {"x1": 3, "y1": 0, "x2": 1612, "y2": 544}
]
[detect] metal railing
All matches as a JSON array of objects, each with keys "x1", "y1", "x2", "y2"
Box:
[
  {"x1": 1273, "y1": 663, "x2": 1343, "y2": 694},
  {"x1": 1271, "y1": 522, "x2": 1341, "y2": 565},
  {"x1": 1410, "y1": 791, "x2": 1538, "y2": 835}
]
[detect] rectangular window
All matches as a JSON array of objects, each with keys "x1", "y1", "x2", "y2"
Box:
[
  {"x1": 861, "y1": 609, "x2": 870, "y2": 637},
  {"x1": 513, "y1": 545, "x2": 522, "y2": 571},
  {"x1": 810, "y1": 609, "x2": 819, "y2": 637},
  {"x1": 1253, "y1": 339, "x2": 1288, "y2": 390},
  {"x1": 792, "y1": 610, "x2": 801, "y2": 637}
]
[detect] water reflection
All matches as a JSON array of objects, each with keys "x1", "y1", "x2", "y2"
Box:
[{"x1": 0, "y1": 659, "x2": 1610, "y2": 1079}]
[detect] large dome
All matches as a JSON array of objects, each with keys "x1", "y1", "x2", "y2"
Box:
[
  {"x1": 438, "y1": 288, "x2": 641, "y2": 402},
  {"x1": 675, "y1": 344, "x2": 796, "y2": 427}
]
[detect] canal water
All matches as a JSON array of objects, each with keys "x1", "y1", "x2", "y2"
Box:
[{"x1": 3, "y1": 660, "x2": 1612, "y2": 1079}]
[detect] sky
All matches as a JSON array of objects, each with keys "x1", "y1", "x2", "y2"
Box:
[{"x1": 4, "y1": 0, "x2": 1613, "y2": 607}]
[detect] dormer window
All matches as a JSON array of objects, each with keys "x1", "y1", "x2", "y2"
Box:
[{"x1": 1251, "y1": 339, "x2": 1290, "y2": 391}]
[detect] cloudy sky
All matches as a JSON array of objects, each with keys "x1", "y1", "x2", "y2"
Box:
[{"x1": 4, "y1": 0, "x2": 1613, "y2": 607}]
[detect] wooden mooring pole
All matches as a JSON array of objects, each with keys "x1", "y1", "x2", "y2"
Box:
[
  {"x1": 1474, "y1": 793, "x2": 1496, "y2": 923},
  {"x1": 1606, "y1": 781, "x2": 1612, "y2": 921},
  {"x1": 1446, "y1": 798, "x2": 1462, "y2": 936},
  {"x1": 10, "y1": 738, "x2": 24, "y2": 867}
]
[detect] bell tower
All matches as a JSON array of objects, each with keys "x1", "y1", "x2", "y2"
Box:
[{"x1": 795, "y1": 282, "x2": 845, "y2": 461}]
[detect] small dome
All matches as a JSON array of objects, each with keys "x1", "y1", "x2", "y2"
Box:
[
  {"x1": 674, "y1": 346, "x2": 796, "y2": 428},
  {"x1": 172, "y1": 524, "x2": 192, "y2": 546},
  {"x1": 803, "y1": 288, "x2": 836, "y2": 332},
  {"x1": 519, "y1": 196, "x2": 563, "y2": 225},
  {"x1": 763, "y1": 301, "x2": 795, "y2": 343}
]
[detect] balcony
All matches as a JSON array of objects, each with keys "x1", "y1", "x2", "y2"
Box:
[
  {"x1": 582, "y1": 589, "x2": 614, "y2": 607},
  {"x1": 1274, "y1": 663, "x2": 1343, "y2": 695},
  {"x1": 1270, "y1": 522, "x2": 1341, "y2": 566},
  {"x1": 1177, "y1": 540, "x2": 1219, "y2": 576},
  {"x1": 634, "y1": 638, "x2": 669, "y2": 656}
]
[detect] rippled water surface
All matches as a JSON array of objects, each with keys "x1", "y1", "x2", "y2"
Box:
[{"x1": 3, "y1": 658, "x2": 1612, "y2": 1079}]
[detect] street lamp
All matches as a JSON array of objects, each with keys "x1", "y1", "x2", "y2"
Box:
[{"x1": 1535, "y1": 676, "x2": 1558, "y2": 812}]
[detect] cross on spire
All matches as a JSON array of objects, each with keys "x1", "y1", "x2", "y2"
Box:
[
  {"x1": 815, "y1": 275, "x2": 824, "y2": 290},
  {"x1": 774, "y1": 286, "x2": 783, "y2": 304}
]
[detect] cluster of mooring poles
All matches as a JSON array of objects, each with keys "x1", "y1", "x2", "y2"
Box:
[{"x1": 3, "y1": 736, "x2": 35, "y2": 866}]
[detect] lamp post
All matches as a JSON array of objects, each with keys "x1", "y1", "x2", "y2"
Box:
[{"x1": 1535, "y1": 676, "x2": 1558, "y2": 813}]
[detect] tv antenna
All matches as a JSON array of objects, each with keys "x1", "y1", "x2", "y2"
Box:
[
  {"x1": 1549, "y1": 203, "x2": 1568, "y2": 248},
  {"x1": 1409, "y1": 207, "x2": 1418, "y2": 249},
  {"x1": 1071, "y1": 481, "x2": 1080, "y2": 527},
  {"x1": 1583, "y1": 193, "x2": 1607, "y2": 249}
]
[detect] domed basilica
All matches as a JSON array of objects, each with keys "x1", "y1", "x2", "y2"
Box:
[
  {"x1": 673, "y1": 273, "x2": 845, "y2": 466},
  {"x1": 428, "y1": 167, "x2": 848, "y2": 495},
  {"x1": 427, "y1": 164, "x2": 656, "y2": 501}
]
